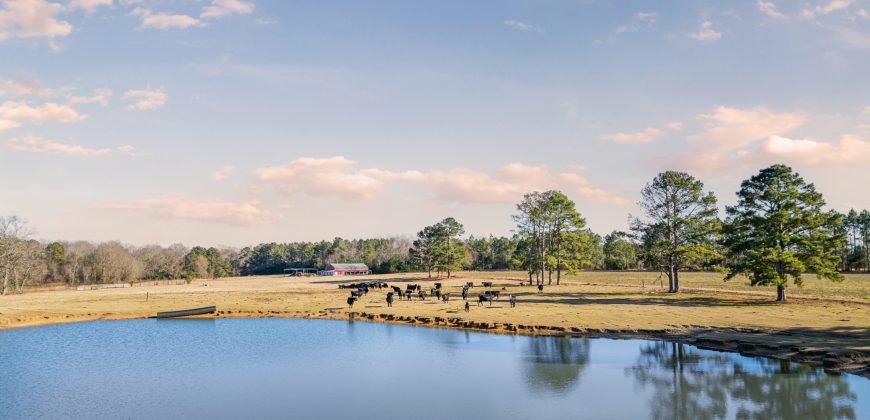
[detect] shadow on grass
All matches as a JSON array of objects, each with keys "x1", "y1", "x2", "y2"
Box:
[{"x1": 510, "y1": 291, "x2": 778, "y2": 308}]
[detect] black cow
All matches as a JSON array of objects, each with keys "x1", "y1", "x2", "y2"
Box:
[
  {"x1": 434, "y1": 283, "x2": 442, "y2": 289},
  {"x1": 465, "y1": 282, "x2": 474, "y2": 288},
  {"x1": 347, "y1": 296, "x2": 357, "y2": 307},
  {"x1": 461, "y1": 287, "x2": 468, "y2": 300},
  {"x1": 509, "y1": 295, "x2": 516, "y2": 308},
  {"x1": 537, "y1": 284, "x2": 544, "y2": 292},
  {"x1": 482, "y1": 282, "x2": 493, "y2": 288},
  {"x1": 386, "y1": 292, "x2": 394, "y2": 307},
  {"x1": 418, "y1": 290, "x2": 426, "y2": 300},
  {"x1": 478, "y1": 294, "x2": 493, "y2": 306},
  {"x1": 441, "y1": 293, "x2": 450, "y2": 303},
  {"x1": 464, "y1": 301, "x2": 470, "y2": 312},
  {"x1": 486, "y1": 290, "x2": 500, "y2": 300},
  {"x1": 350, "y1": 290, "x2": 364, "y2": 299},
  {"x1": 391, "y1": 286, "x2": 402, "y2": 294}
]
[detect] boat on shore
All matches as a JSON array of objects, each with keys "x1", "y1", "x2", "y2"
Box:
[{"x1": 153, "y1": 306, "x2": 216, "y2": 319}]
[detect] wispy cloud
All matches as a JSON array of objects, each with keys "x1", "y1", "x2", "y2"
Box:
[
  {"x1": 201, "y1": 0, "x2": 255, "y2": 20},
  {"x1": 616, "y1": 12, "x2": 657, "y2": 34},
  {"x1": 689, "y1": 21, "x2": 722, "y2": 42},
  {"x1": 67, "y1": 88, "x2": 113, "y2": 107},
  {"x1": 123, "y1": 88, "x2": 167, "y2": 110},
  {"x1": 504, "y1": 20, "x2": 544, "y2": 33},
  {"x1": 130, "y1": 7, "x2": 205, "y2": 30},
  {"x1": 0, "y1": 100, "x2": 85, "y2": 129},
  {"x1": 97, "y1": 195, "x2": 282, "y2": 226},
  {"x1": 255, "y1": 157, "x2": 628, "y2": 206},
  {"x1": 757, "y1": 1, "x2": 786, "y2": 19},
  {"x1": 67, "y1": 0, "x2": 113, "y2": 14},
  {"x1": 801, "y1": 0, "x2": 855, "y2": 19},
  {"x1": 602, "y1": 121, "x2": 682, "y2": 144},
  {"x1": 5, "y1": 134, "x2": 147, "y2": 157},
  {"x1": 212, "y1": 165, "x2": 235, "y2": 181}
]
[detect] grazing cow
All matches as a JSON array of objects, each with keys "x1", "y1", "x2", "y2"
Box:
[
  {"x1": 441, "y1": 293, "x2": 450, "y2": 303},
  {"x1": 509, "y1": 294, "x2": 516, "y2": 308},
  {"x1": 478, "y1": 294, "x2": 493, "y2": 306},
  {"x1": 351, "y1": 290, "x2": 363, "y2": 299},
  {"x1": 406, "y1": 292, "x2": 413, "y2": 301},
  {"x1": 464, "y1": 301, "x2": 470, "y2": 312},
  {"x1": 537, "y1": 284, "x2": 544, "y2": 293},
  {"x1": 487, "y1": 291, "x2": 500, "y2": 300},
  {"x1": 466, "y1": 282, "x2": 474, "y2": 289},
  {"x1": 482, "y1": 282, "x2": 493, "y2": 288},
  {"x1": 391, "y1": 286, "x2": 402, "y2": 294},
  {"x1": 386, "y1": 292, "x2": 394, "y2": 307},
  {"x1": 418, "y1": 290, "x2": 426, "y2": 300},
  {"x1": 434, "y1": 283, "x2": 442, "y2": 289},
  {"x1": 347, "y1": 296, "x2": 357, "y2": 307},
  {"x1": 461, "y1": 287, "x2": 469, "y2": 300}
]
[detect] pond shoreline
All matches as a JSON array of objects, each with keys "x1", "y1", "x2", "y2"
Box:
[{"x1": 4, "y1": 308, "x2": 868, "y2": 380}]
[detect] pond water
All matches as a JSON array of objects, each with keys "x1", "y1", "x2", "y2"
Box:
[{"x1": 0, "y1": 318, "x2": 866, "y2": 420}]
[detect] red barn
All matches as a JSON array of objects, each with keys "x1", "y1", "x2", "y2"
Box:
[{"x1": 318, "y1": 263, "x2": 371, "y2": 276}]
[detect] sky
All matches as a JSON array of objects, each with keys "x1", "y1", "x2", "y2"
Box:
[{"x1": 1, "y1": 0, "x2": 870, "y2": 248}]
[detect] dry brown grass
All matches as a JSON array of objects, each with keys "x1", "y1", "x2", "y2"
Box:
[{"x1": 1, "y1": 271, "x2": 867, "y2": 337}]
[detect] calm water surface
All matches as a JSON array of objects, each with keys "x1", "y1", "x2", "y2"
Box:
[{"x1": 0, "y1": 318, "x2": 866, "y2": 420}]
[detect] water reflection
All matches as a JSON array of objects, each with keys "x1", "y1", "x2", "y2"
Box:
[
  {"x1": 628, "y1": 342, "x2": 857, "y2": 420},
  {"x1": 524, "y1": 337, "x2": 590, "y2": 394}
]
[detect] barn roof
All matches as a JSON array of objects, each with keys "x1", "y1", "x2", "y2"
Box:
[{"x1": 329, "y1": 263, "x2": 369, "y2": 269}]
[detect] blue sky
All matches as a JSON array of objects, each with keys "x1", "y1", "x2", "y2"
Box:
[{"x1": 2, "y1": 0, "x2": 870, "y2": 247}]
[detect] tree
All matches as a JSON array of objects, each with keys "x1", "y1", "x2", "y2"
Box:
[
  {"x1": 722, "y1": 164, "x2": 844, "y2": 302},
  {"x1": 633, "y1": 171, "x2": 720, "y2": 293},
  {"x1": 603, "y1": 231, "x2": 638, "y2": 270},
  {"x1": 410, "y1": 225, "x2": 440, "y2": 278},
  {"x1": 0, "y1": 216, "x2": 33, "y2": 295},
  {"x1": 438, "y1": 217, "x2": 466, "y2": 278},
  {"x1": 513, "y1": 191, "x2": 586, "y2": 285}
]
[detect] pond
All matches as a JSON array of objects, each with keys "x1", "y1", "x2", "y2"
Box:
[{"x1": 0, "y1": 318, "x2": 866, "y2": 419}]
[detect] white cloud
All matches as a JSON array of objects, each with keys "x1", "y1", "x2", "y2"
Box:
[
  {"x1": 0, "y1": 78, "x2": 54, "y2": 97},
  {"x1": 689, "y1": 21, "x2": 722, "y2": 42},
  {"x1": 504, "y1": 20, "x2": 544, "y2": 33},
  {"x1": 616, "y1": 11, "x2": 657, "y2": 34},
  {"x1": 67, "y1": 0, "x2": 112, "y2": 14},
  {"x1": 666, "y1": 121, "x2": 683, "y2": 131},
  {"x1": 255, "y1": 156, "x2": 384, "y2": 200},
  {"x1": 4, "y1": 134, "x2": 146, "y2": 157},
  {"x1": 201, "y1": 0, "x2": 255, "y2": 19},
  {"x1": 0, "y1": 101, "x2": 84, "y2": 126},
  {"x1": 212, "y1": 165, "x2": 234, "y2": 181},
  {"x1": 123, "y1": 88, "x2": 166, "y2": 110},
  {"x1": 255, "y1": 157, "x2": 627, "y2": 206},
  {"x1": 98, "y1": 195, "x2": 281, "y2": 226},
  {"x1": 130, "y1": 7, "x2": 205, "y2": 30},
  {"x1": 602, "y1": 127, "x2": 665, "y2": 144},
  {"x1": 692, "y1": 106, "x2": 805, "y2": 149},
  {"x1": 0, "y1": 0, "x2": 72, "y2": 40},
  {"x1": 67, "y1": 87, "x2": 112, "y2": 106},
  {"x1": 801, "y1": 0, "x2": 854, "y2": 19},
  {"x1": 746, "y1": 134, "x2": 870, "y2": 166},
  {"x1": 758, "y1": 1, "x2": 786, "y2": 19}
]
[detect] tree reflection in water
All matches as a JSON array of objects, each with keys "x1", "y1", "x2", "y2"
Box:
[
  {"x1": 627, "y1": 341, "x2": 857, "y2": 419},
  {"x1": 524, "y1": 337, "x2": 590, "y2": 395}
]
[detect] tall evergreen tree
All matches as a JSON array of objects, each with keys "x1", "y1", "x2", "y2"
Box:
[{"x1": 722, "y1": 165, "x2": 844, "y2": 302}]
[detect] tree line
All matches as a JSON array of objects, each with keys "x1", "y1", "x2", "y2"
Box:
[{"x1": 1, "y1": 164, "x2": 867, "y2": 301}]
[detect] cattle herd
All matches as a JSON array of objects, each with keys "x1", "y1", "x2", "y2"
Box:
[{"x1": 343, "y1": 280, "x2": 524, "y2": 309}]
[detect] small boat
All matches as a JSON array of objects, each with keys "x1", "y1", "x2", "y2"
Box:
[{"x1": 153, "y1": 306, "x2": 216, "y2": 319}]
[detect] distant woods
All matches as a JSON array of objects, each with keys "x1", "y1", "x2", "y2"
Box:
[{"x1": 2, "y1": 164, "x2": 868, "y2": 300}]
